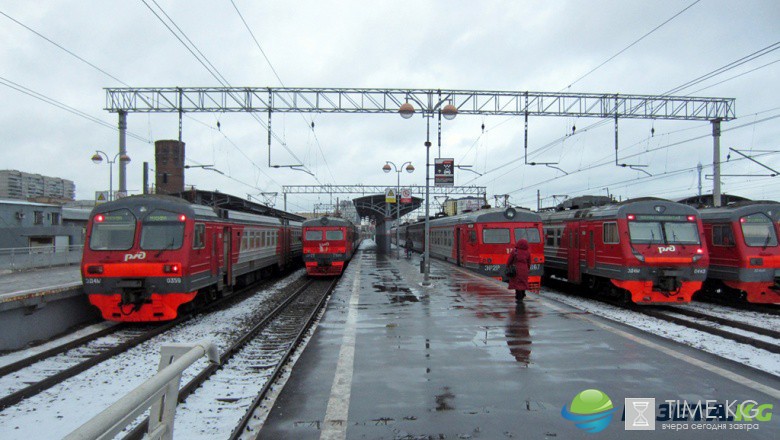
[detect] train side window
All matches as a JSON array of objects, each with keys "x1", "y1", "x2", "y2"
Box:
[
  {"x1": 713, "y1": 224, "x2": 735, "y2": 247},
  {"x1": 193, "y1": 223, "x2": 206, "y2": 249},
  {"x1": 603, "y1": 222, "x2": 619, "y2": 244}
]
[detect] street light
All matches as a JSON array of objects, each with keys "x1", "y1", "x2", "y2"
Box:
[
  {"x1": 399, "y1": 96, "x2": 457, "y2": 285},
  {"x1": 91, "y1": 150, "x2": 131, "y2": 201},
  {"x1": 383, "y1": 160, "x2": 414, "y2": 259}
]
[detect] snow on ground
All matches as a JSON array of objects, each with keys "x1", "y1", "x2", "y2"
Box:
[
  {"x1": 0, "y1": 269, "x2": 305, "y2": 440},
  {"x1": 676, "y1": 301, "x2": 780, "y2": 333},
  {"x1": 538, "y1": 288, "x2": 780, "y2": 377},
  {"x1": 0, "y1": 321, "x2": 117, "y2": 368}
]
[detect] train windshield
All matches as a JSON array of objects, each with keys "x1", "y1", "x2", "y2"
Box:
[
  {"x1": 140, "y1": 210, "x2": 185, "y2": 251},
  {"x1": 741, "y1": 213, "x2": 778, "y2": 247},
  {"x1": 305, "y1": 230, "x2": 323, "y2": 241},
  {"x1": 483, "y1": 228, "x2": 510, "y2": 244},
  {"x1": 664, "y1": 222, "x2": 700, "y2": 244},
  {"x1": 89, "y1": 209, "x2": 136, "y2": 250},
  {"x1": 629, "y1": 221, "x2": 700, "y2": 245},
  {"x1": 325, "y1": 230, "x2": 344, "y2": 240},
  {"x1": 514, "y1": 227, "x2": 541, "y2": 243},
  {"x1": 628, "y1": 222, "x2": 664, "y2": 244}
]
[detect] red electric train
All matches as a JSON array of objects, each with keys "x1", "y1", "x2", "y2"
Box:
[
  {"x1": 696, "y1": 202, "x2": 780, "y2": 304},
  {"x1": 81, "y1": 193, "x2": 303, "y2": 322},
  {"x1": 540, "y1": 197, "x2": 709, "y2": 304},
  {"x1": 394, "y1": 207, "x2": 544, "y2": 289},
  {"x1": 302, "y1": 216, "x2": 360, "y2": 276}
]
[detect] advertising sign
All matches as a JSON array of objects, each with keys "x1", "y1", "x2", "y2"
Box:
[{"x1": 434, "y1": 158, "x2": 454, "y2": 187}]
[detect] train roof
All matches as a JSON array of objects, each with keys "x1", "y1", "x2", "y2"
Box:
[
  {"x1": 406, "y1": 207, "x2": 539, "y2": 228},
  {"x1": 698, "y1": 201, "x2": 780, "y2": 222},
  {"x1": 540, "y1": 197, "x2": 699, "y2": 222},
  {"x1": 302, "y1": 216, "x2": 356, "y2": 227},
  {"x1": 173, "y1": 189, "x2": 306, "y2": 222},
  {"x1": 90, "y1": 194, "x2": 286, "y2": 225}
]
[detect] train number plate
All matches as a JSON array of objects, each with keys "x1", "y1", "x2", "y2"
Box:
[
  {"x1": 166, "y1": 278, "x2": 182, "y2": 284},
  {"x1": 484, "y1": 264, "x2": 501, "y2": 272}
]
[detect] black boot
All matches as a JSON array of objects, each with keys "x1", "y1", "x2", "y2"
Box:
[{"x1": 515, "y1": 290, "x2": 526, "y2": 301}]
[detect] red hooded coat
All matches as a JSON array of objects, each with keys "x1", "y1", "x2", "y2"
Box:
[{"x1": 507, "y1": 239, "x2": 531, "y2": 291}]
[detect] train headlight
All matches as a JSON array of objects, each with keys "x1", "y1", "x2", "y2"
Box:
[
  {"x1": 87, "y1": 265, "x2": 104, "y2": 274},
  {"x1": 632, "y1": 250, "x2": 645, "y2": 262},
  {"x1": 750, "y1": 258, "x2": 764, "y2": 266}
]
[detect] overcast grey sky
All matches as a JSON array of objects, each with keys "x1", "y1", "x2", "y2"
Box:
[{"x1": 1, "y1": 0, "x2": 778, "y2": 213}]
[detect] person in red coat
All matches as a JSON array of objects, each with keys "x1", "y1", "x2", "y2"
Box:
[{"x1": 507, "y1": 238, "x2": 531, "y2": 301}]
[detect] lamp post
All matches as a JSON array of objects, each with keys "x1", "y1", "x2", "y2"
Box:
[
  {"x1": 91, "y1": 150, "x2": 131, "y2": 201},
  {"x1": 399, "y1": 98, "x2": 457, "y2": 285},
  {"x1": 383, "y1": 161, "x2": 414, "y2": 258}
]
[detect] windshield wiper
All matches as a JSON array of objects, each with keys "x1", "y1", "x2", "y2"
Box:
[
  {"x1": 762, "y1": 233, "x2": 772, "y2": 250},
  {"x1": 670, "y1": 228, "x2": 685, "y2": 249},
  {"x1": 647, "y1": 229, "x2": 656, "y2": 248},
  {"x1": 155, "y1": 238, "x2": 176, "y2": 258}
]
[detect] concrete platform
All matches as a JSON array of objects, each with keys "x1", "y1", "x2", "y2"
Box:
[
  {"x1": 0, "y1": 265, "x2": 96, "y2": 351},
  {"x1": 260, "y1": 243, "x2": 780, "y2": 439}
]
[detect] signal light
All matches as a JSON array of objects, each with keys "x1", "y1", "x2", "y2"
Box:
[
  {"x1": 179, "y1": 214, "x2": 187, "y2": 222},
  {"x1": 87, "y1": 265, "x2": 104, "y2": 274},
  {"x1": 627, "y1": 214, "x2": 635, "y2": 220},
  {"x1": 95, "y1": 214, "x2": 105, "y2": 223},
  {"x1": 740, "y1": 218, "x2": 746, "y2": 223},
  {"x1": 687, "y1": 215, "x2": 696, "y2": 221},
  {"x1": 163, "y1": 264, "x2": 180, "y2": 273},
  {"x1": 696, "y1": 248, "x2": 704, "y2": 254}
]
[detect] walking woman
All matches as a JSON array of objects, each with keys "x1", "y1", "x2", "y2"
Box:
[{"x1": 506, "y1": 238, "x2": 531, "y2": 301}]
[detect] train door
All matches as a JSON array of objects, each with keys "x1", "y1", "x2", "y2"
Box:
[
  {"x1": 567, "y1": 224, "x2": 581, "y2": 283},
  {"x1": 210, "y1": 227, "x2": 219, "y2": 280},
  {"x1": 586, "y1": 225, "x2": 596, "y2": 270},
  {"x1": 455, "y1": 226, "x2": 462, "y2": 267},
  {"x1": 223, "y1": 226, "x2": 233, "y2": 287}
]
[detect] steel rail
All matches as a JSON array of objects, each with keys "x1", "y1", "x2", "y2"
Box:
[
  {"x1": 0, "y1": 273, "x2": 298, "y2": 411},
  {"x1": 123, "y1": 277, "x2": 328, "y2": 440},
  {"x1": 0, "y1": 323, "x2": 123, "y2": 377},
  {"x1": 229, "y1": 277, "x2": 337, "y2": 439}
]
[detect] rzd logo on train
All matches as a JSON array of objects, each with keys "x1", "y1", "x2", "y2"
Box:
[{"x1": 124, "y1": 251, "x2": 147, "y2": 261}]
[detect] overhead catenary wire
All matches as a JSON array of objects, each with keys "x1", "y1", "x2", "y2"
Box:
[
  {"x1": 563, "y1": 0, "x2": 702, "y2": 90},
  {"x1": 0, "y1": 6, "x2": 281, "y2": 196},
  {"x1": 229, "y1": 0, "x2": 336, "y2": 184},
  {"x1": 141, "y1": 0, "x2": 317, "y2": 182},
  {"x1": 0, "y1": 76, "x2": 150, "y2": 143}
]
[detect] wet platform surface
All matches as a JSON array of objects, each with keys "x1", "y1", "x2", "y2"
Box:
[{"x1": 260, "y1": 243, "x2": 780, "y2": 439}]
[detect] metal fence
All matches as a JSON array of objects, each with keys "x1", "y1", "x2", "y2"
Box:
[{"x1": 0, "y1": 245, "x2": 83, "y2": 271}]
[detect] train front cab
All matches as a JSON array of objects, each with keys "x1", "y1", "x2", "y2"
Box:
[
  {"x1": 454, "y1": 218, "x2": 544, "y2": 291},
  {"x1": 608, "y1": 212, "x2": 708, "y2": 304},
  {"x1": 701, "y1": 204, "x2": 780, "y2": 304},
  {"x1": 82, "y1": 205, "x2": 212, "y2": 322},
  {"x1": 302, "y1": 220, "x2": 353, "y2": 276}
]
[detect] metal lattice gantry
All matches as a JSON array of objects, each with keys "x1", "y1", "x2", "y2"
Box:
[
  {"x1": 282, "y1": 184, "x2": 486, "y2": 196},
  {"x1": 106, "y1": 87, "x2": 735, "y2": 121}
]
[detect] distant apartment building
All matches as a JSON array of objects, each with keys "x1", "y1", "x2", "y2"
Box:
[{"x1": 0, "y1": 170, "x2": 76, "y2": 202}]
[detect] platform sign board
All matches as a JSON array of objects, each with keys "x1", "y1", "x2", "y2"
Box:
[
  {"x1": 385, "y1": 188, "x2": 397, "y2": 203},
  {"x1": 434, "y1": 158, "x2": 454, "y2": 187},
  {"x1": 114, "y1": 191, "x2": 128, "y2": 200},
  {"x1": 95, "y1": 191, "x2": 109, "y2": 205},
  {"x1": 400, "y1": 188, "x2": 412, "y2": 204}
]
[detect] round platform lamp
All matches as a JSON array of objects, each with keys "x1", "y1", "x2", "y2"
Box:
[
  {"x1": 383, "y1": 161, "x2": 414, "y2": 258},
  {"x1": 92, "y1": 151, "x2": 131, "y2": 201},
  {"x1": 399, "y1": 98, "x2": 457, "y2": 285}
]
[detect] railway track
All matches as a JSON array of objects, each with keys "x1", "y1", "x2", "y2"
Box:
[
  {"x1": 123, "y1": 277, "x2": 337, "y2": 440},
  {"x1": 0, "y1": 273, "x2": 303, "y2": 411},
  {"x1": 540, "y1": 278, "x2": 780, "y2": 355},
  {"x1": 632, "y1": 305, "x2": 780, "y2": 355}
]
